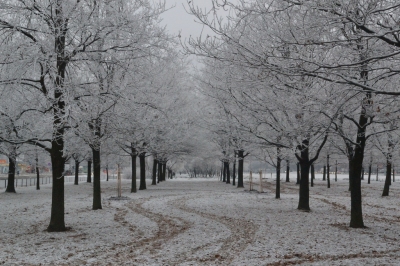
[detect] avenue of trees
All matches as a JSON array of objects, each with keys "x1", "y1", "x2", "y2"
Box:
[{"x1": 1, "y1": 0, "x2": 400, "y2": 233}]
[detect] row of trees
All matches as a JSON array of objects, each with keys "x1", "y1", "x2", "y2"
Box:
[
  {"x1": 186, "y1": 0, "x2": 400, "y2": 228},
  {"x1": 0, "y1": 1, "x2": 200, "y2": 232}
]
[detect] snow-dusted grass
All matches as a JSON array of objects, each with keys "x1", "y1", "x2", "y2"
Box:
[{"x1": 1, "y1": 174, "x2": 400, "y2": 265}]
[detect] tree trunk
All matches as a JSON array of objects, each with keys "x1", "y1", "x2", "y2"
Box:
[
  {"x1": 106, "y1": 165, "x2": 108, "y2": 181},
  {"x1": 310, "y1": 164, "x2": 314, "y2": 187},
  {"x1": 47, "y1": 141, "x2": 66, "y2": 232},
  {"x1": 74, "y1": 160, "x2": 79, "y2": 185},
  {"x1": 157, "y1": 161, "x2": 162, "y2": 183},
  {"x1": 92, "y1": 147, "x2": 102, "y2": 210},
  {"x1": 367, "y1": 163, "x2": 371, "y2": 184},
  {"x1": 5, "y1": 155, "x2": 16, "y2": 193},
  {"x1": 276, "y1": 156, "x2": 281, "y2": 199},
  {"x1": 36, "y1": 152, "x2": 40, "y2": 190},
  {"x1": 139, "y1": 152, "x2": 146, "y2": 190},
  {"x1": 335, "y1": 161, "x2": 338, "y2": 182},
  {"x1": 327, "y1": 155, "x2": 330, "y2": 188},
  {"x1": 361, "y1": 167, "x2": 364, "y2": 180},
  {"x1": 162, "y1": 163, "x2": 166, "y2": 181},
  {"x1": 323, "y1": 165, "x2": 326, "y2": 181},
  {"x1": 348, "y1": 162, "x2": 352, "y2": 191},
  {"x1": 223, "y1": 161, "x2": 227, "y2": 182},
  {"x1": 152, "y1": 158, "x2": 157, "y2": 185},
  {"x1": 393, "y1": 166, "x2": 395, "y2": 183},
  {"x1": 47, "y1": 1, "x2": 67, "y2": 232},
  {"x1": 296, "y1": 162, "x2": 300, "y2": 185},
  {"x1": 87, "y1": 160, "x2": 92, "y2": 183},
  {"x1": 286, "y1": 160, "x2": 290, "y2": 182},
  {"x1": 36, "y1": 162, "x2": 40, "y2": 190},
  {"x1": 232, "y1": 159, "x2": 236, "y2": 186},
  {"x1": 131, "y1": 152, "x2": 137, "y2": 192},
  {"x1": 382, "y1": 158, "x2": 391, "y2": 196},
  {"x1": 237, "y1": 150, "x2": 244, "y2": 188},
  {"x1": 226, "y1": 162, "x2": 230, "y2": 184}
]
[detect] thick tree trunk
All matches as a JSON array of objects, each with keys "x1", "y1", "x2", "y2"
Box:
[
  {"x1": 139, "y1": 153, "x2": 146, "y2": 190},
  {"x1": 162, "y1": 163, "x2": 166, "y2": 181},
  {"x1": 74, "y1": 160, "x2": 79, "y2": 185},
  {"x1": 237, "y1": 150, "x2": 244, "y2": 188},
  {"x1": 157, "y1": 162, "x2": 161, "y2": 183},
  {"x1": 152, "y1": 158, "x2": 157, "y2": 185},
  {"x1": 87, "y1": 160, "x2": 92, "y2": 183},
  {"x1": 382, "y1": 159, "x2": 391, "y2": 197},
  {"x1": 47, "y1": 0, "x2": 67, "y2": 232},
  {"x1": 131, "y1": 152, "x2": 137, "y2": 192},
  {"x1": 47, "y1": 141, "x2": 66, "y2": 232},
  {"x1": 226, "y1": 162, "x2": 230, "y2": 184},
  {"x1": 348, "y1": 162, "x2": 352, "y2": 191},
  {"x1": 286, "y1": 160, "x2": 290, "y2": 182},
  {"x1": 296, "y1": 163, "x2": 300, "y2": 185},
  {"x1": 276, "y1": 156, "x2": 281, "y2": 199},
  {"x1": 92, "y1": 148, "x2": 102, "y2": 210},
  {"x1": 6, "y1": 156, "x2": 16, "y2": 193}
]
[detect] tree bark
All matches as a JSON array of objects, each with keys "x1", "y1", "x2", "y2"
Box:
[
  {"x1": 5, "y1": 155, "x2": 16, "y2": 193},
  {"x1": 74, "y1": 160, "x2": 79, "y2": 185},
  {"x1": 106, "y1": 166, "x2": 109, "y2": 181},
  {"x1": 367, "y1": 163, "x2": 371, "y2": 184},
  {"x1": 162, "y1": 163, "x2": 166, "y2": 181},
  {"x1": 152, "y1": 158, "x2": 157, "y2": 185},
  {"x1": 237, "y1": 150, "x2": 244, "y2": 188},
  {"x1": 87, "y1": 160, "x2": 92, "y2": 183},
  {"x1": 382, "y1": 158, "x2": 391, "y2": 196},
  {"x1": 232, "y1": 157, "x2": 236, "y2": 186},
  {"x1": 92, "y1": 147, "x2": 102, "y2": 210},
  {"x1": 226, "y1": 162, "x2": 230, "y2": 184},
  {"x1": 327, "y1": 155, "x2": 330, "y2": 188},
  {"x1": 310, "y1": 164, "x2": 314, "y2": 187},
  {"x1": 286, "y1": 160, "x2": 290, "y2": 182},
  {"x1": 296, "y1": 162, "x2": 300, "y2": 185},
  {"x1": 276, "y1": 156, "x2": 281, "y2": 199},
  {"x1": 131, "y1": 152, "x2": 137, "y2": 192},
  {"x1": 223, "y1": 161, "x2": 227, "y2": 182},
  {"x1": 139, "y1": 152, "x2": 146, "y2": 190},
  {"x1": 323, "y1": 165, "x2": 326, "y2": 181},
  {"x1": 157, "y1": 161, "x2": 161, "y2": 183}
]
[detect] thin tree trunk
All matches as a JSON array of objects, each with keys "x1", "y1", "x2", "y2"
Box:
[
  {"x1": 157, "y1": 162, "x2": 161, "y2": 183},
  {"x1": 162, "y1": 163, "x2": 166, "y2": 181},
  {"x1": 323, "y1": 165, "x2": 326, "y2": 181},
  {"x1": 92, "y1": 147, "x2": 102, "y2": 210},
  {"x1": 223, "y1": 161, "x2": 227, "y2": 182},
  {"x1": 87, "y1": 160, "x2": 92, "y2": 183},
  {"x1": 232, "y1": 158, "x2": 236, "y2": 186},
  {"x1": 286, "y1": 160, "x2": 290, "y2": 182},
  {"x1": 335, "y1": 161, "x2": 338, "y2": 182},
  {"x1": 139, "y1": 152, "x2": 146, "y2": 190},
  {"x1": 296, "y1": 162, "x2": 300, "y2": 185},
  {"x1": 36, "y1": 152, "x2": 40, "y2": 190},
  {"x1": 310, "y1": 164, "x2": 314, "y2": 187},
  {"x1": 276, "y1": 156, "x2": 281, "y2": 199},
  {"x1": 226, "y1": 162, "x2": 230, "y2": 184},
  {"x1": 237, "y1": 150, "x2": 244, "y2": 188},
  {"x1": 327, "y1": 155, "x2": 330, "y2": 188},
  {"x1": 106, "y1": 165, "x2": 109, "y2": 181},
  {"x1": 74, "y1": 160, "x2": 79, "y2": 185},
  {"x1": 131, "y1": 152, "x2": 137, "y2": 193},
  {"x1": 367, "y1": 163, "x2": 371, "y2": 184},
  {"x1": 152, "y1": 158, "x2": 157, "y2": 185}
]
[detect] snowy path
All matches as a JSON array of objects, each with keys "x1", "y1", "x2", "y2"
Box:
[{"x1": 1, "y1": 176, "x2": 400, "y2": 265}]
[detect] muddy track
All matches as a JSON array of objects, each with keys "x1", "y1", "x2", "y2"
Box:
[
  {"x1": 171, "y1": 194, "x2": 259, "y2": 265},
  {"x1": 267, "y1": 247, "x2": 400, "y2": 265}
]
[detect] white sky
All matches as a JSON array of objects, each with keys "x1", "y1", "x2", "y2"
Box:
[{"x1": 160, "y1": 0, "x2": 216, "y2": 40}]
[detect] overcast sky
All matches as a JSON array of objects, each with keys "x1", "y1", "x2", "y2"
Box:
[{"x1": 160, "y1": 0, "x2": 215, "y2": 40}]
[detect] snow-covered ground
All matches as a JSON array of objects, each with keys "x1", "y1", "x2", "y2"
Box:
[{"x1": 1, "y1": 174, "x2": 400, "y2": 265}]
